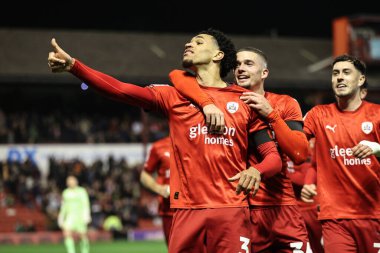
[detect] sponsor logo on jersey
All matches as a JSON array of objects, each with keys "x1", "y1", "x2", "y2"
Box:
[
  {"x1": 325, "y1": 124, "x2": 337, "y2": 133},
  {"x1": 329, "y1": 145, "x2": 371, "y2": 165},
  {"x1": 189, "y1": 123, "x2": 236, "y2": 146}
]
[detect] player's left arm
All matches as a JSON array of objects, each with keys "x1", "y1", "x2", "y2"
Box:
[
  {"x1": 82, "y1": 188, "x2": 91, "y2": 224},
  {"x1": 352, "y1": 140, "x2": 380, "y2": 158},
  {"x1": 241, "y1": 92, "x2": 308, "y2": 164},
  {"x1": 58, "y1": 196, "x2": 66, "y2": 228},
  {"x1": 229, "y1": 129, "x2": 282, "y2": 196},
  {"x1": 169, "y1": 69, "x2": 225, "y2": 133}
]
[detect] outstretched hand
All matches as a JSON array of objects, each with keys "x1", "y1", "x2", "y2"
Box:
[{"x1": 48, "y1": 38, "x2": 75, "y2": 72}]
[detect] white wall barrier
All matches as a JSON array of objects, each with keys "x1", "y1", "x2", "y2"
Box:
[{"x1": 0, "y1": 143, "x2": 149, "y2": 179}]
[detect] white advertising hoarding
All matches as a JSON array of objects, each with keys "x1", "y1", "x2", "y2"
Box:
[{"x1": 0, "y1": 143, "x2": 148, "y2": 178}]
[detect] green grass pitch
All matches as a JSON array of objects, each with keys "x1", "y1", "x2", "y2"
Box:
[{"x1": 0, "y1": 240, "x2": 168, "y2": 253}]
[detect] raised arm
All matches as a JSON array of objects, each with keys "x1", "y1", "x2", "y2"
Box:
[
  {"x1": 169, "y1": 69, "x2": 225, "y2": 132},
  {"x1": 48, "y1": 38, "x2": 155, "y2": 110}
]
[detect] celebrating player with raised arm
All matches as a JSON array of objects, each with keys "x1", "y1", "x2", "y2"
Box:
[{"x1": 48, "y1": 29, "x2": 281, "y2": 253}]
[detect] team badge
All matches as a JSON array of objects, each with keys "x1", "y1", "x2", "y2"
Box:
[
  {"x1": 361, "y1": 121, "x2": 373, "y2": 134},
  {"x1": 226, "y1": 102, "x2": 239, "y2": 113}
]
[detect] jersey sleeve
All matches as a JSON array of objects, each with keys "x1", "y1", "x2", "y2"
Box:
[
  {"x1": 280, "y1": 97, "x2": 303, "y2": 121},
  {"x1": 70, "y1": 59, "x2": 156, "y2": 110},
  {"x1": 253, "y1": 141, "x2": 282, "y2": 179},
  {"x1": 266, "y1": 97, "x2": 308, "y2": 164},
  {"x1": 303, "y1": 107, "x2": 318, "y2": 139},
  {"x1": 169, "y1": 69, "x2": 215, "y2": 107}
]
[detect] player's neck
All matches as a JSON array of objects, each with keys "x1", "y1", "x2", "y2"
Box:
[
  {"x1": 249, "y1": 83, "x2": 265, "y2": 95},
  {"x1": 336, "y1": 93, "x2": 363, "y2": 111},
  {"x1": 196, "y1": 67, "x2": 227, "y2": 88}
]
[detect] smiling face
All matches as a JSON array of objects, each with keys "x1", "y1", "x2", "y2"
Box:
[
  {"x1": 332, "y1": 61, "x2": 365, "y2": 98},
  {"x1": 234, "y1": 50, "x2": 268, "y2": 89},
  {"x1": 182, "y1": 34, "x2": 222, "y2": 70}
]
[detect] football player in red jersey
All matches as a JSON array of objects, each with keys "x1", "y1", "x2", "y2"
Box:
[
  {"x1": 48, "y1": 29, "x2": 282, "y2": 253},
  {"x1": 302, "y1": 54, "x2": 380, "y2": 253},
  {"x1": 169, "y1": 47, "x2": 310, "y2": 252},
  {"x1": 140, "y1": 136, "x2": 173, "y2": 246}
]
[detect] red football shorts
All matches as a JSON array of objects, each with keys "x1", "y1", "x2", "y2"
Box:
[
  {"x1": 321, "y1": 219, "x2": 380, "y2": 253},
  {"x1": 169, "y1": 207, "x2": 252, "y2": 253},
  {"x1": 250, "y1": 205, "x2": 309, "y2": 253}
]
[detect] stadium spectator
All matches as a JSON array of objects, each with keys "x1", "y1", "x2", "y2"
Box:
[
  {"x1": 48, "y1": 28, "x2": 282, "y2": 252},
  {"x1": 140, "y1": 136, "x2": 173, "y2": 246},
  {"x1": 301, "y1": 54, "x2": 380, "y2": 252},
  {"x1": 170, "y1": 47, "x2": 310, "y2": 252}
]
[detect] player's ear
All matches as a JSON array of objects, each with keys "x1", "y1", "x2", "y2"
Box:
[
  {"x1": 358, "y1": 75, "x2": 365, "y2": 87},
  {"x1": 213, "y1": 51, "x2": 224, "y2": 61}
]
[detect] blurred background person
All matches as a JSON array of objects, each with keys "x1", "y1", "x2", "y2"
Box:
[
  {"x1": 58, "y1": 175, "x2": 91, "y2": 253},
  {"x1": 287, "y1": 138, "x2": 324, "y2": 253},
  {"x1": 140, "y1": 135, "x2": 173, "y2": 246}
]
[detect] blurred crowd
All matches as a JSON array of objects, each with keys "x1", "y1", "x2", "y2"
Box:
[
  {"x1": 0, "y1": 109, "x2": 168, "y2": 144},
  {"x1": 0, "y1": 156, "x2": 160, "y2": 235}
]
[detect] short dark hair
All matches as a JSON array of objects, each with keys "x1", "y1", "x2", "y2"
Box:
[
  {"x1": 332, "y1": 54, "x2": 367, "y2": 75},
  {"x1": 238, "y1": 47, "x2": 269, "y2": 68},
  {"x1": 199, "y1": 28, "x2": 236, "y2": 78},
  {"x1": 362, "y1": 79, "x2": 369, "y2": 89}
]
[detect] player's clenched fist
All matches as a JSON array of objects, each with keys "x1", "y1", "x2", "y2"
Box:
[{"x1": 48, "y1": 38, "x2": 75, "y2": 72}]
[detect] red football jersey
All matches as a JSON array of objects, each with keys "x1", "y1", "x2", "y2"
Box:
[
  {"x1": 149, "y1": 84, "x2": 267, "y2": 208},
  {"x1": 304, "y1": 101, "x2": 380, "y2": 219},
  {"x1": 143, "y1": 136, "x2": 173, "y2": 216},
  {"x1": 70, "y1": 60, "x2": 267, "y2": 209},
  {"x1": 250, "y1": 92, "x2": 303, "y2": 205}
]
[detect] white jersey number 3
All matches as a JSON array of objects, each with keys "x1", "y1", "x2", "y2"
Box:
[
  {"x1": 239, "y1": 236, "x2": 250, "y2": 253},
  {"x1": 290, "y1": 242, "x2": 312, "y2": 253},
  {"x1": 374, "y1": 242, "x2": 380, "y2": 253}
]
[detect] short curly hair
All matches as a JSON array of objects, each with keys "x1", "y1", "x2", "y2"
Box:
[{"x1": 198, "y1": 28, "x2": 237, "y2": 78}]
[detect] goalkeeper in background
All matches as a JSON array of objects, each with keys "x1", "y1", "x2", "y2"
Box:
[{"x1": 58, "y1": 175, "x2": 91, "y2": 253}]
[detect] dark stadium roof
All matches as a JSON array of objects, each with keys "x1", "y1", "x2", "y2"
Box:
[{"x1": 1, "y1": 1, "x2": 379, "y2": 38}]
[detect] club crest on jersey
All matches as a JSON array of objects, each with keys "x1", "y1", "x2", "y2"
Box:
[
  {"x1": 226, "y1": 102, "x2": 239, "y2": 113},
  {"x1": 361, "y1": 122, "x2": 373, "y2": 134}
]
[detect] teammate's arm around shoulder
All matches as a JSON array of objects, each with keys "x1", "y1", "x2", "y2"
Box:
[{"x1": 169, "y1": 69, "x2": 225, "y2": 133}]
